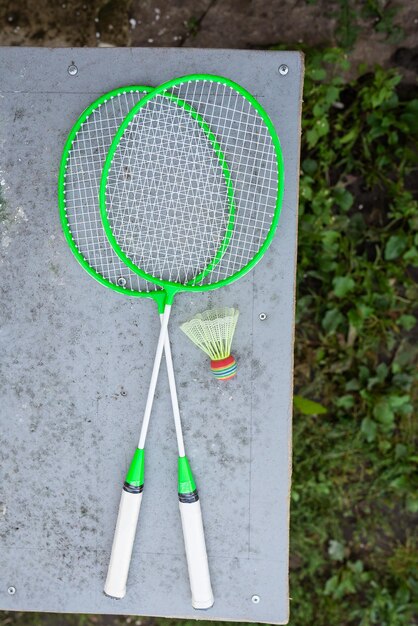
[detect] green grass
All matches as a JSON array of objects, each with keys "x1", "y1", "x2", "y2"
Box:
[
  {"x1": 291, "y1": 47, "x2": 418, "y2": 625},
  {"x1": 1, "y1": 48, "x2": 417, "y2": 626}
]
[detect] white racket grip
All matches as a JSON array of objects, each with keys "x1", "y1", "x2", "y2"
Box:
[
  {"x1": 179, "y1": 499, "x2": 214, "y2": 609},
  {"x1": 104, "y1": 489, "x2": 143, "y2": 599}
]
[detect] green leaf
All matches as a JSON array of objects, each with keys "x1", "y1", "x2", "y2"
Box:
[
  {"x1": 302, "y1": 158, "x2": 318, "y2": 175},
  {"x1": 376, "y1": 363, "x2": 388, "y2": 382},
  {"x1": 322, "y1": 230, "x2": 341, "y2": 254},
  {"x1": 398, "y1": 315, "x2": 416, "y2": 331},
  {"x1": 316, "y1": 118, "x2": 330, "y2": 139},
  {"x1": 395, "y1": 443, "x2": 407, "y2": 459},
  {"x1": 359, "y1": 366, "x2": 370, "y2": 383},
  {"x1": 333, "y1": 276, "x2": 355, "y2": 298},
  {"x1": 335, "y1": 395, "x2": 355, "y2": 409},
  {"x1": 293, "y1": 395, "x2": 327, "y2": 415},
  {"x1": 406, "y1": 494, "x2": 418, "y2": 513},
  {"x1": 306, "y1": 127, "x2": 319, "y2": 147},
  {"x1": 300, "y1": 182, "x2": 313, "y2": 201},
  {"x1": 334, "y1": 188, "x2": 354, "y2": 211},
  {"x1": 379, "y1": 440, "x2": 391, "y2": 454},
  {"x1": 328, "y1": 540, "x2": 345, "y2": 562},
  {"x1": 398, "y1": 402, "x2": 413, "y2": 417},
  {"x1": 313, "y1": 102, "x2": 326, "y2": 118},
  {"x1": 322, "y1": 308, "x2": 345, "y2": 333},
  {"x1": 346, "y1": 379, "x2": 360, "y2": 391},
  {"x1": 395, "y1": 585, "x2": 411, "y2": 605},
  {"x1": 361, "y1": 417, "x2": 377, "y2": 442},
  {"x1": 339, "y1": 128, "x2": 358, "y2": 144},
  {"x1": 325, "y1": 85, "x2": 340, "y2": 104},
  {"x1": 291, "y1": 490, "x2": 300, "y2": 502},
  {"x1": 390, "y1": 476, "x2": 409, "y2": 490},
  {"x1": 348, "y1": 305, "x2": 374, "y2": 331},
  {"x1": 403, "y1": 246, "x2": 418, "y2": 265},
  {"x1": 324, "y1": 575, "x2": 339, "y2": 596},
  {"x1": 400, "y1": 99, "x2": 418, "y2": 133},
  {"x1": 384, "y1": 235, "x2": 407, "y2": 260},
  {"x1": 348, "y1": 560, "x2": 364, "y2": 575},
  {"x1": 373, "y1": 400, "x2": 395, "y2": 426},
  {"x1": 308, "y1": 67, "x2": 327, "y2": 81},
  {"x1": 388, "y1": 394, "x2": 410, "y2": 409}
]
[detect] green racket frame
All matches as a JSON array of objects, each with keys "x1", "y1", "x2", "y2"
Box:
[
  {"x1": 100, "y1": 73, "x2": 285, "y2": 304},
  {"x1": 59, "y1": 84, "x2": 238, "y2": 310}
]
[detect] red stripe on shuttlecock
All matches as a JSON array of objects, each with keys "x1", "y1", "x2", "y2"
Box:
[{"x1": 210, "y1": 355, "x2": 237, "y2": 380}]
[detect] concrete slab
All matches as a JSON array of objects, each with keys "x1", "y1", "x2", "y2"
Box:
[{"x1": 0, "y1": 47, "x2": 303, "y2": 624}]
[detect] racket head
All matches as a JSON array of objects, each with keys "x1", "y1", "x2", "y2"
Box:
[
  {"x1": 58, "y1": 85, "x2": 166, "y2": 311},
  {"x1": 100, "y1": 74, "x2": 285, "y2": 300}
]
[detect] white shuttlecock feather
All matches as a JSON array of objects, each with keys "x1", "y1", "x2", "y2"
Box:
[{"x1": 181, "y1": 307, "x2": 239, "y2": 380}]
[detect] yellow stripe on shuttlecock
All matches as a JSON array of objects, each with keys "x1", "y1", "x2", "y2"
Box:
[{"x1": 180, "y1": 307, "x2": 239, "y2": 370}]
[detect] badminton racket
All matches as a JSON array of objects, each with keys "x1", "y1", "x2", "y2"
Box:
[{"x1": 58, "y1": 86, "x2": 226, "y2": 606}]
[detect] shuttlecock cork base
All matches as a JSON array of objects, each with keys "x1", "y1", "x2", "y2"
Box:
[
  {"x1": 181, "y1": 307, "x2": 239, "y2": 381},
  {"x1": 210, "y1": 355, "x2": 237, "y2": 380}
]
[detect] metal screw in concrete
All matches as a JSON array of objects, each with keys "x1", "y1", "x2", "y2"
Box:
[
  {"x1": 68, "y1": 64, "x2": 78, "y2": 76},
  {"x1": 117, "y1": 277, "x2": 127, "y2": 287},
  {"x1": 7, "y1": 586, "x2": 16, "y2": 595},
  {"x1": 279, "y1": 64, "x2": 289, "y2": 76},
  {"x1": 252, "y1": 594, "x2": 260, "y2": 604},
  {"x1": 259, "y1": 312, "x2": 267, "y2": 321}
]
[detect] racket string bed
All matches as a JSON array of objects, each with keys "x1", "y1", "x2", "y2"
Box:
[
  {"x1": 107, "y1": 99, "x2": 231, "y2": 285},
  {"x1": 104, "y1": 81, "x2": 279, "y2": 290}
]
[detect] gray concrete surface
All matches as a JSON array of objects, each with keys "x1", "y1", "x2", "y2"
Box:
[{"x1": 0, "y1": 47, "x2": 303, "y2": 623}]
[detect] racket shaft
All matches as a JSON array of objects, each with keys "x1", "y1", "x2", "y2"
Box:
[
  {"x1": 104, "y1": 489, "x2": 143, "y2": 598},
  {"x1": 160, "y1": 313, "x2": 185, "y2": 457},
  {"x1": 138, "y1": 305, "x2": 171, "y2": 448},
  {"x1": 179, "y1": 499, "x2": 214, "y2": 608}
]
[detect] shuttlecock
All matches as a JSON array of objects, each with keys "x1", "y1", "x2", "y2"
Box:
[{"x1": 181, "y1": 307, "x2": 239, "y2": 380}]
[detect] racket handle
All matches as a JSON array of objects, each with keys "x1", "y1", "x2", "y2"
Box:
[
  {"x1": 178, "y1": 457, "x2": 214, "y2": 609},
  {"x1": 104, "y1": 449, "x2": 144, "y2": 599}
]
